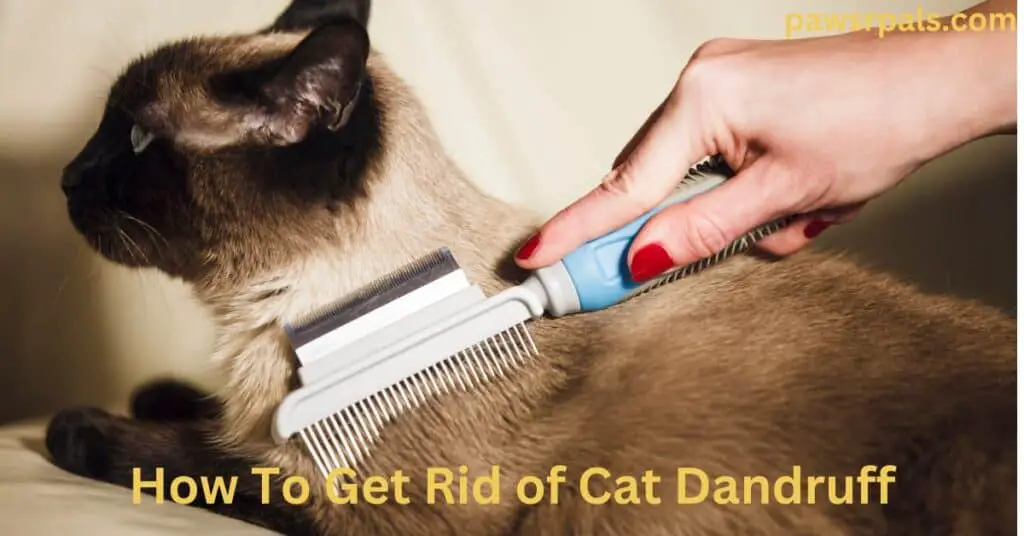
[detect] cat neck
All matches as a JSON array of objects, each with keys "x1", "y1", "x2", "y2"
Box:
[
  {"x1": 200, "y1": 63, "x2": 543, "y2": 445},
  {"x1": 204, "y1": 171, "x2": 536, "y2": 446},
  {"x1": 199, "y1": 153, "x2": 536, "y2": 334}
]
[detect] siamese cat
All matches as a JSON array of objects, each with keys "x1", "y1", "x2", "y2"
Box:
[{"x1": 47, "y1": 1, "x2": 1016, "y2": 534}]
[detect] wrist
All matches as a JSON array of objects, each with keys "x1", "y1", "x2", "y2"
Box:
[
  {"x1": 920, "y1": 10, "x2": 1016, "y2": 150},
  {"x1": 865, "y1": 24, "x2": 1016, "y2": 165}
]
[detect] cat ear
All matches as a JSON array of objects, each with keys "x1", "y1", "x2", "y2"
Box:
[
  {"x1": 268, "y1": 0, "x2": 371, "y2": 31},
  {"x1": 249, "y1": 20, "x2": 370, "y2": 146}
]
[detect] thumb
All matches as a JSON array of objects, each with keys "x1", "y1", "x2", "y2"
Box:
[
  {"x1": 515, "y1": 95, "x2": 707, "y2": 269},
  {"x1": 626, "y1": 158, "x2": 801, "y2": 283}
]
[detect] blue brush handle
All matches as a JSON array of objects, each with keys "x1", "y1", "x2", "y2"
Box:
[{"x1": 557, "y1": 175, "x2": 726, "y2": 313}]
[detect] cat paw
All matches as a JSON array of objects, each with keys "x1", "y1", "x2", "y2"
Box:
[
  {"x1": 130, "y1": 378, "x2": 218, "y2": 421},
  {"x1": 45, "y1": 407, "x2": 118, "y2": 480}
]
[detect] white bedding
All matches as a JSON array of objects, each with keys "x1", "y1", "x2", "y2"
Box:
[{"x1": 0, "y1": 418, "x2": 271, "y2": 535}]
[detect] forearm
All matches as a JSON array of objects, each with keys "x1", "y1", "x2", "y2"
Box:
[
  {"x1": 944, "y1": 0, "x2": 1017, "y2": 138},
  {"x1": 863, "y1": 0, "x2": 1017, "y2": 160}
]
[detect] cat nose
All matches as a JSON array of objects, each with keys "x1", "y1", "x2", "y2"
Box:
[
  {"x1": 62, "y1": 141, "x2": 105, "y2": 196},
  {"x1": 60, "y1": 167, "x2": 83, "y2": 195}
]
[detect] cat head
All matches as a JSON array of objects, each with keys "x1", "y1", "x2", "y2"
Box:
[{"x1": 60, "y1": 0, "x2": 380, "y2": 282}]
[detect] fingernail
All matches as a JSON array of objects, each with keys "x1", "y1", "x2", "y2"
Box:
[
  {"x1": 515, "y1": 233, "x2": 541, "y2": 261},
  {"x1": 629, "y1": 243, "x2": 674, "y2": 283},
  {"x1": 803, "y1": 220, "x2": 833, "y2": 239}
]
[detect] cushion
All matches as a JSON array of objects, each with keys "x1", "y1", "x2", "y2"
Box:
[{"x1": 0, "y1": 417, "x2": 273, "y2": 535}]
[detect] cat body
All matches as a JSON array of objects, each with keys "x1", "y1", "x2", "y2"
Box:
[{"x1": 47, "y1": 1, "x2": 1015, "y2": 535}]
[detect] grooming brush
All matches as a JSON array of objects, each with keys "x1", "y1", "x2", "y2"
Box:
[{"x1": 273, "y1": 155, "x2": 793, "y2": 479}]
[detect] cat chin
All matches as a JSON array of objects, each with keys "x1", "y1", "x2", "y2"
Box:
[
  {"x1": 71, "y1": 221, "x2": 161, "y2": 270},
  {"x1": 89, "y1": 237, "x2": 154, "y2": 269},
  {"x1": 63, "y1": 201, "x2": 168, "y2": 270}
]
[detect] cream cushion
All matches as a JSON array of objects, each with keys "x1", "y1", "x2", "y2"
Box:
[{"x1": 0, "y1": 418, "x2": 273, "y2": 535}]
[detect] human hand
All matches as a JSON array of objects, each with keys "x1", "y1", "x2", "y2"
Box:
[{"x1": 514, "y1": 2, "x2": 1015, "y2": 283}]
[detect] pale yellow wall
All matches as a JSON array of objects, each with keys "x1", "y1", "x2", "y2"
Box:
[{"x1": 0, "y1": 0, "x2": 1012, "y2": 424}]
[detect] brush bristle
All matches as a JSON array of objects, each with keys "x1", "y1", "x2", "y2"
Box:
[
  {"x1": 681, "y1": 154, "x2": 734, "y2": 184},
  {"x1": 632, "y1": 215, "x2": 795, "y2": 298},
  {"x1": 285, "y1": 248, "x2": 461, "y2": 348},
  {"x1": 297, "y1": 322, "x2": 538, "y2": 478}
]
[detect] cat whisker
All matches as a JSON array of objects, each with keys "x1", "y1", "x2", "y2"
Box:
[
  {"x1": 119, "y1": 211, "x2": 168, "y2": 251},
  {"x1": 49, "y1": 246, "x2": 86, "y2": 315},
  {"x1": 114, "y1": 227, "x2": 135, "y2": 264},
  {"x1": 93, "y1": 235, "x2": 105, "y2": 277},
  {"x1": 127, "y1": 232, "x2": 149, "y2": 266},
  {"x1": 115, "y1": 225, "x2": 147, "y2": 266},
  {"x1": 85, "y1": 63, "x2": 117, "y2": 86}
]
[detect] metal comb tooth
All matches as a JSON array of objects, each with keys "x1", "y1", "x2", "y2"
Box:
[
  {"x1": 296, "y1": 323, "x2": 539, "y2": 477},
  {"x1": 285, "y1": 247, "x2": 461, "y2": 350}
]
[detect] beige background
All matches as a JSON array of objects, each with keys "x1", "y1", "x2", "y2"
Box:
[{"x1": 0, "y1": 0, "x2": 1014, "y2": 425}]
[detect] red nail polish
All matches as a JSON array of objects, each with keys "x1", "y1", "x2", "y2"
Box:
[
  {"x1": 515, "y1": 233, "x2": 541, "y2": 260},
  {"x1": 804, "y1": 220, "x2": 833, "y2": 239},
  {"x1": 629, "y1": 243, "x2": 674, "y2": 283}
]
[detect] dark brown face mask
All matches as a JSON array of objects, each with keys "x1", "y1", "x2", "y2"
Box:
[{"x1": 60, "y1": 13, "x2": 379, "y2": 282}]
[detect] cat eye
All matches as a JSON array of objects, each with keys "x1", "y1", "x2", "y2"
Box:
[{"x1": 130, "y1": 124, "x2": 156, "y2": 154}]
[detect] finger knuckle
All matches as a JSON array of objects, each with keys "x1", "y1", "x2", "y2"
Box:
[
  {"x1": 599, "y1": 167, "x2": 665, "y2": 211},
  {"x1": 758, "y1": 164, "x2": 826, "y2": 214},
  {"x1": 677, "y1": 58, "x2": 710, "y2": 92},
  {"x1": 678, "y1": 46, "x2": 752, "y2": 105},
  {"x1": 791, "y1": 176, "x2": 834, "y2": 212},
  {"x1": 676, "y1": 56, "x2": 728, "y2": 102},
  {"x1": 679, "y1": 211, "x2": 732, "y2": 259},
  {"x1": 690, "y1": 38, "x2": 737, "y2": 60}
]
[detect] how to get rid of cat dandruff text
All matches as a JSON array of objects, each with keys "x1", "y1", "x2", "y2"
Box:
[{"x1": 131, "y1": 464, "x2": 896, "y2": 507}]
